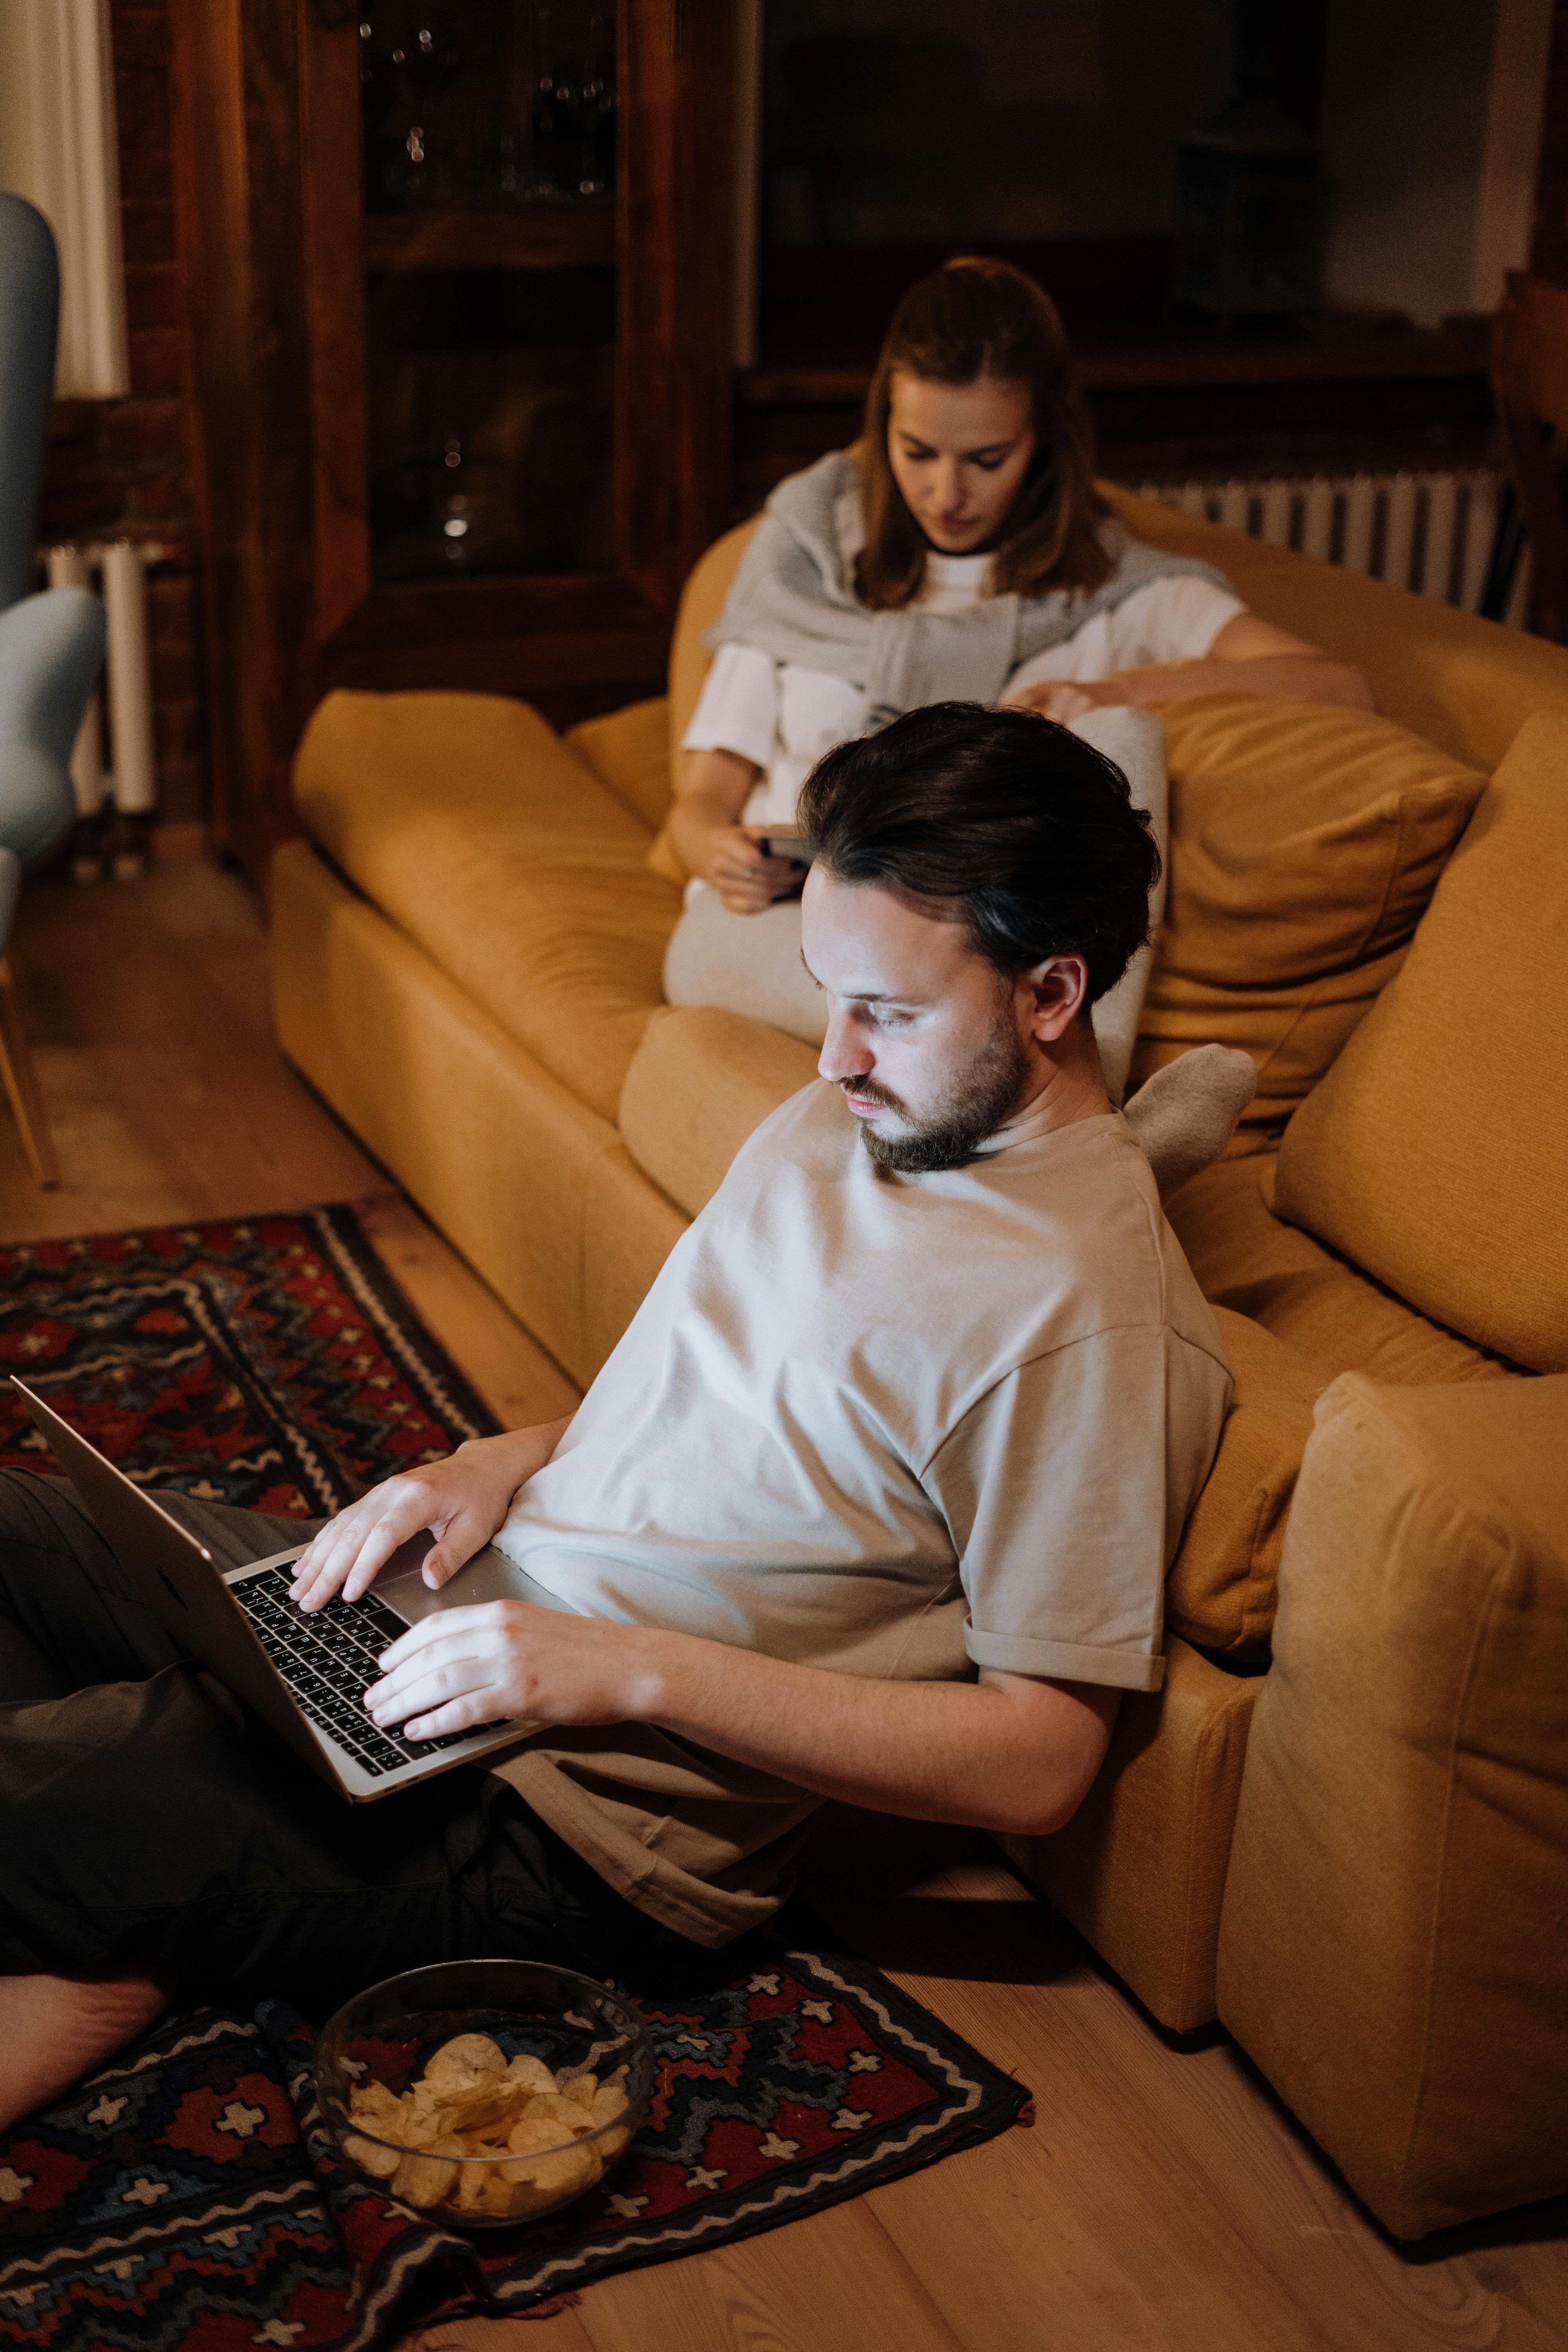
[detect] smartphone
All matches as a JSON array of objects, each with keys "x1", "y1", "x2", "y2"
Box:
[{"x1": 749, "y1": 829, "x2": 815, "y2": 865}]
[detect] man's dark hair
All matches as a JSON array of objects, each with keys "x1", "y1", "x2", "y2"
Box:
[{"x1": 798, "y1": 702, "x2": 1160, "y2": 1004}]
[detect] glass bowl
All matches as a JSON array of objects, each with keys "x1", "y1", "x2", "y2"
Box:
[{"x1": 314, "y1": 1957, "x2": 656, "y2": 2229}]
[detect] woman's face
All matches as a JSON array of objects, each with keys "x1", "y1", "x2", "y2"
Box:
[{"x1": 886, "y1": 372, "x2": 1037, "y2": 554}]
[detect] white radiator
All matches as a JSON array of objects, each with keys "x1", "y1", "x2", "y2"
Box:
[
  {"x1": 45, "y1": 538, "x2": 163, "y2": 819},
  {"x1": 1134, "y1": 469, "x2": 1534, "y2": 627}
]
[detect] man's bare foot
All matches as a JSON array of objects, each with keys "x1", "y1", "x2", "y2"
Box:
[{"x1": 0, "y1": 1970, "x2": 169, "y2": 2134}]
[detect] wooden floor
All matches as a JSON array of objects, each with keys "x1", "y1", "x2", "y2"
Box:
[{"x1": 4, "y1": 852, "x2": 1566, "y2": 2352}]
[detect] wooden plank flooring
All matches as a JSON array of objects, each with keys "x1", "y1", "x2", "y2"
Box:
[{"x1": 3, "y1": 853, "x2": 1565, "y2": 2352}]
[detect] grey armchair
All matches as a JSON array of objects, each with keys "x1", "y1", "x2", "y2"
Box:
[{"x1": 0, "y1": 192, "x2": 109, "y2": 1186}]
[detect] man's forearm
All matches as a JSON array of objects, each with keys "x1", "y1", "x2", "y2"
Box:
[
  {"x1": 469, "y1": 1417, "x2": 573, "y2": 1493},
  {"x1": 627, "y1": 1627, "x2": 1117, "y2": 1840}
]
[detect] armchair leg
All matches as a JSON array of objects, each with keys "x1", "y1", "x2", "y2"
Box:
[{"x1": 0, "y1": 958, "x2": 59, "y2": 1189}]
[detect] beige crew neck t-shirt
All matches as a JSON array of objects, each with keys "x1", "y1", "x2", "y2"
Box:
[{"x1": 486, "y1": 1083, "x2": 1232, "y2": 1945}]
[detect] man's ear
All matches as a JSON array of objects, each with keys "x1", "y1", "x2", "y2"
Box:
[{"x1": 1021, "y1": 954, "x2": 1091, "y2": 1043}]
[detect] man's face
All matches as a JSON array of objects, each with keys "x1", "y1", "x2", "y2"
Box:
[{"x1": 801, "y1": 869, "x2": 1075, "y2": 1173}]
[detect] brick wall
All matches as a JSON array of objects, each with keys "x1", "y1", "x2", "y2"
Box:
[{"x1": 36, "y1": 0, "x2": 205, "y2": 826}]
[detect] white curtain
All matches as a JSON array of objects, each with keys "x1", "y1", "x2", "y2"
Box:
[{"x1": 0, "y1": 0, "x2": 129, "y2": 399}]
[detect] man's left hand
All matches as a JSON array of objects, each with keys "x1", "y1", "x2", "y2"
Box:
[{"x1": 363, "y1": 1600, "x2": 654, "y2": 1742}]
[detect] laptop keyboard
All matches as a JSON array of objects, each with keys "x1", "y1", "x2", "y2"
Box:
[{"x1": 230, "y1": 1565, "x2": 473, "y2": 1778}]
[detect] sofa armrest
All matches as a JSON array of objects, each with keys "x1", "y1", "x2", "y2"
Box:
[
  {"x1": 1215, "y1": 1370, "x2": 1568, "y2": 2238},
  {"x1": 1004, "y1": 1634, "x2": 1261, "y2": 2034}
]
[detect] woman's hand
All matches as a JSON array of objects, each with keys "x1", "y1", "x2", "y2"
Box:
[
  {"x1": 1003, "y1": 678, "x2": 1113, "y2": 722},
  {"x1": 667, "y1": 748, "x2": 805, "y2": 911},
  {"x1": 362, "y1": 1600, "x2": 661, "y2": 1740},
  {"x1": 706, "y1": 827, "x2": 807, "y2": 914},
  {"x1": 288, "y1": 1420, "x2": 571, "y2": 1613}
]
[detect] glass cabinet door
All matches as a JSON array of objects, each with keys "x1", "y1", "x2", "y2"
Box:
[{"x1": 353, "y1": 2, "x2": 618, "y2": 585}]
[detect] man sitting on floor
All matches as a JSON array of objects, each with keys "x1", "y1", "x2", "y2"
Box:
[{"x1": 0, "y1": 702, "x2": 1232, "y2": 2129}]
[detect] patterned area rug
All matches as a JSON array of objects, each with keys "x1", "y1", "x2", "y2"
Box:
[
  {"x1": 0, "y1": 1205, "x2": 1033, "y2": 2344},
  {"x1": 0, "y1": 1207, "x2": 500, "y2": 1516},
  {"x1": 0, "y1": 1931, "x2": 1031, "y2": 2352}
]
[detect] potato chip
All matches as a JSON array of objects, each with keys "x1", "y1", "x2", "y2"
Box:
[
  {"x1": 426, "y1": 2033, "x2": 507, "y2": 2084},
  {"x1": 591, "y1": 2083, "x2": 630, "y2": 2130},
  {"x1": 342, "y1": 2129, "x2": 401, "y2": 2180},
  {"x1": 348, "y1": 2079, "x2": 404, "y2": 2135},
  {"x1": 390, "y1": 2135, "x2": 465, "y2": 2208},
  {"x1": 430, "y1": 2080, "x2": 526, "y2": 2136},
  {"x1": 498, "y1": 2136, "x2": 600, "y2": 2201},
  {"x1": 559, "y1": 2074, "x2": 598, "y2": 2115},
  {"x1": 505, "y1": 2112, "x2": 573, "y2": 2157},
  {"x1": 511, "y1": 2091, "x2": 588, "y2": 2135},
  {"x1": 452, "y1": 2158, "x2": 492, "y2": 2213},
  {"x1": 477, "y1": 2170, "x2": 554, "y2": 2218},
  {"x1": 397, "y1": 2094, "x2": 445, "y2": 2149},
  {"x1": 503, "y1": 2054, "x2": 558, "y2": 2096}
]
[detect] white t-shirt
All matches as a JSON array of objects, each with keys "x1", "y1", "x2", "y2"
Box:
[
  {"x1": 682, "y1": 548, "x2": 1244, "y2": 837},
  {"x1": 487, "y1": 1082, "x2": 1232, "y2": 1944}
]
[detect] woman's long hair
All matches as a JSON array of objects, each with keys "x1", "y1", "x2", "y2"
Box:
[{"x1": 854, "y1": 258, "x2": 1110, "y2": 612}]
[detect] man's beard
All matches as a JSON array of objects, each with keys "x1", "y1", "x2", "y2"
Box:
[{"x1": 846, "y1": 1016, "x2": 1031, "y2": 1175}]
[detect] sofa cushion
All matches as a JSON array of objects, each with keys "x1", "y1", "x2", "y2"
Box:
[
  {"x1": 293, "y1": 689, "x2": 682, "y2": 1124},
  {"x1": 1164, "y1": 1307, "x2": 1321, "y2": 1657},
  {"x1": 566, "y1": 696, "x2": 672, "y2": 832},
  {"x1": 1168, "y1": 1153, "x2": 1521, "y2": 1386},
  {"x1": 619, "y1": 1004, "x2": 820, "y2": 1217},
  {"x1": 1128, "y1": 694, "x2": 1486, "y2": 1148},
  {"x1": 1274, "y1": 710, "x2": 1568, "y2": 1374}
]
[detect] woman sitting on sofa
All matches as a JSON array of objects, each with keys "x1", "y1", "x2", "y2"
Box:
[{"x1": 662, "y1": 257, "x2": 1372, "y2": 1090}]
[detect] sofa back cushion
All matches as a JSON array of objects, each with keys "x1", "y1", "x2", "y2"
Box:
[
  {"x1": 669, "y1": 519, "x2": 759, "y2": 755},
  {"x1": 1275, "y1": 709, "x2": 1568, "y2": 1373},
  {"x1": 1129, "y1": 696, "x2": 1486, "y2": 1147}
]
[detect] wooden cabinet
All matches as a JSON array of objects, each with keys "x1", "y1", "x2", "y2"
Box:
[{"x1": 170, "y1": 0, "x2": 735, "y2": 884}]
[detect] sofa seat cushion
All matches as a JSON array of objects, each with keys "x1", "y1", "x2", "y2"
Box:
[
  {"x1": 294, "y1": 689, "x2": 683, "y2": 1123},
  {"x1": 619, "y1": 1004, "x2": 821, "y2": 1218},
  {"x1": 1165, "y1": 1307, "x2": 1321, "y2": 1657},
  {"x1": 1128, "y1": 693, "x2": 1486, "y2": 1149},
  {"x1": 1167, "y1": 1154, "x2": 1523, "y2": 1387},
  {"x1": 1275, "y1": 710, "x2": 1568, "y2": 1373}
]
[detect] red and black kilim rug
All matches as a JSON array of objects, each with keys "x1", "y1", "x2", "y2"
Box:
[
  {"x1": 0, "y1": 1932, "x2": 1031, "y2": 2351},
  {"x1": 0, "y1": 1207, "x2": 501, "y2": 1517},
  {"x1": 0, "y1": 1204, "x2": 1033, "y2": 2346}
]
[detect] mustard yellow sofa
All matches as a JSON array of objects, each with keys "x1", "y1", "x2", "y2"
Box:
[{"x1": 271, "y1": 488, "x2": 1568, "y2": 2239}]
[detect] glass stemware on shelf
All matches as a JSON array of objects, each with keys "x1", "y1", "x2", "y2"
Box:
[{"x1": 359, "y1": 2, "x2": 617, "y2": 213}]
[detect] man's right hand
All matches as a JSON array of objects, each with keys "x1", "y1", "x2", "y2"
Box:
[{"x1": 287, "y1": 1419, "x2": 570, "y2": 1613}]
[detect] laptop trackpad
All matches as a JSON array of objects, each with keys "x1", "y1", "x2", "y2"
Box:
[{"x1": 375, "y1": 1532, "x2": 562, "y2": 1626}]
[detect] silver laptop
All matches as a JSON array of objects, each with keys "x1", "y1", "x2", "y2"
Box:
[{"x1": 10, "y1": 1376, "x2": 548, "y2": 1802}]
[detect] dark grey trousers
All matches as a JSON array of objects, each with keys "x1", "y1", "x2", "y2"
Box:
[{"x1": 0, "y1": 1470, "x2": 670, "y2": 2015}]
